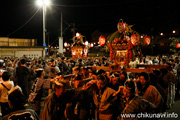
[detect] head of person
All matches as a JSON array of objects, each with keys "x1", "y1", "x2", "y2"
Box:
[
  {"x1": 78, "y1": 58, "x2": 82, "y2": 63},
  {"x1": 111, "y1": 73, "x2": 120, "y2": 86},
  {"x1": 123, "y1": 79, "x2": 136, "y2": 99},
  {"x1": 20, "y1": 59, "x2": 26, "y2": 65},
  {"x1": 139, "y1": 72, "x2": 149, "y2": 87},
  {"x1": 166, "y1": 62, "x2": 173, "y2": 70},
  {"x1": 8, "y1": 86, "x2": 26, "y2": 110},
  {"x1": 102, "y1": 57, "x2": 107, "y2": 62},
  {"x1": 61, "y1": 57, "x2": 65, "y2": 62},
  {"x1": 50, "y1": 59, "x2": 55, "y2": 66},
  {"x1": 38, "y1": 60, "x2": 42, "y2": 65},
  {"x1": 54, "y1": 80, "x2": 66, "y2": 97},
  {"x1": 0, "y1": 62, "x2": 3, "y2": 68},
  {"x1": 97, "y1": 74, "x2": 108, "y2": 90},
  {"x1": 96, "y1": 69, "x2": 106, "y2": 75},
  {"x1": 175, "y1": 57, "x2": 179, "y2": 63},
  {"x1": 8, "y1": 62, "x2": 13, "y2": 67},
  {"x1": 153, "y1": 69, "x2": 162, "y2": 78},
  {"x1": 2, "y1": 71, "x2": 11, "y2": 81},
  {"x1": 72, "y1": 74, "x2": 83, "y2": 88},
  {"x1": 119, "y1": 71, "x2": 127, "y2": 84},
  {"x1": 35, "y1": 68, "x2": 45, "y2": 78},
  {"x1": 149, "y1": 73, "x2": 157, "y2": 85}
]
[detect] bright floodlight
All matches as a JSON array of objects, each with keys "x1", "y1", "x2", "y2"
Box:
[{"x1": 36, "y1": 0, "x2": 50, "y2": 7}]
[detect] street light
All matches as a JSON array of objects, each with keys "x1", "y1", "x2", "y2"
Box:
[{"x1": 36, "y1": 0, "x2": 51, "y2": 47}]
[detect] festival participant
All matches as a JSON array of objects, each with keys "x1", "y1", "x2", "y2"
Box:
[
  {"x1": 41, "y1": 79, "x2": 85, "y2": 120},
  {"x1": 117, "y1": 79, "x2": 156, "y2": 120},
  {"x1": 2, "y1": 86, "x2": 39, "y2": 120},
  {"x1": 66, "y1": 74, "x2": 91, "y2": 120},
  {"x1": 101, "y1": 57, "x2": 109, "y2": 67},
  {"x1": 109, "y1": 72, "x2": 121, "y2": 91},
  {"x1": 41, "y1": 80, "x2": 68, "y2": 120},
  {"x1": 75, "y1": 58, "x2": 84, "y2": 73},
  {"x1": 119, "y1": 71, "x2": 128, "y2": 85},
  {"x1": 149, "y1": 73, "x2": 167, "y2": 112},
  {"x1": 136, "y1": 72, "x2": 164, "y2": 112},
  {"x1": 86, "y1": 74, "x2": 118, "y2": 120},
  {"x1": 163, "y1": 63, "x2": 177, "y2": 108}
]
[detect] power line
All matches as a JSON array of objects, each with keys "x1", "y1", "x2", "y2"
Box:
[
  {"x1": 52, "y1": 3, "x2": 118, "y2": 7},
  {"x1": 7, "y1": 8, "x2": 40, "y2": 37}
]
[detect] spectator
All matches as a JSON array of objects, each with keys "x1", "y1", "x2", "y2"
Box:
[
  {"x1": 0, "y1": 71, "x2": 14, "y2": 117},
  {"x1": 6, "y1": 62, "x2": 15, "y2": 81},
  {"x1": 59, "y1": 57, "x2": 69, "y2": 75},
  {"x1": 2, "y1": 86, "x2": 39, "y2": 120},
  {"x1": 48, "y1": 59, "x2": 60, "y2": 78},
  {"x1": 31, "y1": 68, "x2": 45, "y2": 116},
  {"x1": 15, "y1": 59, "x2": 30, "y2": 99}
]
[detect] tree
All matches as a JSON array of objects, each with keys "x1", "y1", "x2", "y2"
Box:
[{"x1": 169, "y1": 37, "x2": 180, "y2": 54}]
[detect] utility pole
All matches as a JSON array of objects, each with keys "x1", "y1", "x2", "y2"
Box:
[
  {"x1": 73, "y1": 22, "x2": 75, "y2": 36},
  {"x1": 58, "y1": 12, "x2": 63, "y2": 54}
]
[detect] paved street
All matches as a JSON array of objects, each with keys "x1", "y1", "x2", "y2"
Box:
[
  {"x1": 163, "y1": 96, "x2": 180, "y2": 120},
  {"x1": 0, "y1": 96, "x2": 180, "y2": 120}
]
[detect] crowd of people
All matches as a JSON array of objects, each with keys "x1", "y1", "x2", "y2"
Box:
[{"x1": 0, "y1": 54, "x2": 179, "y2": 120}]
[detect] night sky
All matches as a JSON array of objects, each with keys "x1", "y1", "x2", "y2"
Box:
[{"x1": 1, "y1": 0, "x2": 179, "y2": 46}]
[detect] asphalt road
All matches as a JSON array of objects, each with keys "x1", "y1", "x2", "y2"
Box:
[{"x1": 0, "y1": 97, "x2": 180, "y2": 120}]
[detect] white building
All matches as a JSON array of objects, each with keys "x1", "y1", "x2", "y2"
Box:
[{"x1": 0, "y1": 37, "x2": 45, "y2": 58}]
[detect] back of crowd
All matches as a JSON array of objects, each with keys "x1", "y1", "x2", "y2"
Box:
[{"x1": 0, "y1": 56, "x2": 179, "y2": 120}]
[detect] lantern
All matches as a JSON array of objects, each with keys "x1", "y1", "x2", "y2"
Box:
[
  {"x1": 99, "y1": 36, "x2": 106, "y2": 46},
  {"x1": 176, "y1": 43, "x2": 180, "y2": 48},
  {"x1": 64, "y1": 42, "x2": 68, "y2": 47},
  {"x1": 144, "y1": 36, "x2": 151, "y2": 45},
  {"x1": 131, "y1": 34, "x2": 140, "y2": 46},
  {"x1": 90, "y1": 43, "x2": 94, "y2": 47},
  {"x1": 85, "y1": 41, "x2": 88, "y2": 46}
]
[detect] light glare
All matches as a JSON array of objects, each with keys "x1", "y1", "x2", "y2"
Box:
[
  {"x1": 44, "y1": 0, "x2": 50, "y2": 6},
  {"x1": 36, "y1": 0, "x2": 43, "y2": 6},
  {"x1": 36, "y1": 0, "x2": 50, "y2": 7}
]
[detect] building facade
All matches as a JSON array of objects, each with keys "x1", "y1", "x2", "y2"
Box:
[{"x1": 0, "y1": 37, "x2": 45, "y2": 58}]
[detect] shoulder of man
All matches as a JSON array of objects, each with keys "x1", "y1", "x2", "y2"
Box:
[{"x1": 2, "y1": 109, "x2": 39, "y2": 120}]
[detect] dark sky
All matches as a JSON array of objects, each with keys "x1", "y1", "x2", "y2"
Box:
[{"x1": 1, "y1": 0, "x2": 179, "y2": 46}]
